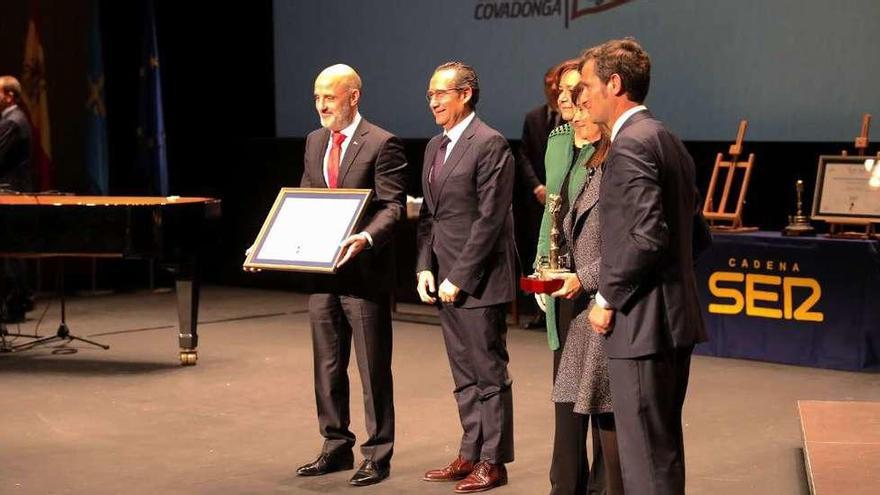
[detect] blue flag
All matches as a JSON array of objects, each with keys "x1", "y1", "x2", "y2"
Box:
[
  {"x1": 135, "y1": 0, "x2": 169, "y2": 196},
  {"x1": 85, "y1": 0, "x2": 109, "y2": 195}
]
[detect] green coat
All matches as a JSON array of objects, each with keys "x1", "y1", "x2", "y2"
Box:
[{"x1": 534, "y1": 123, "x2": 595, "y2": 350}]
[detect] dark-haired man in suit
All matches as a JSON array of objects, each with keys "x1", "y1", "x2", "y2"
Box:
[
  {"x1": 295, "y1": 64, "x2": 407, "y2": 488},
  {"x1": 416, "y1": 61, "x2": 517, "y2": 494},
  {"x1": 581, "y1": 39, "x2": 710, "y2": 495}
]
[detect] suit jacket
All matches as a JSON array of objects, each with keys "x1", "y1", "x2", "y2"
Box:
[
  {"x1": 516, "y1": 104, "x2": 559, "y2": 191},
  {"x1": 416, "y1": 116, "x2": 517, "y2": 309},
  {"x1": 598, "y1": 110, "x2": 710, "y2": 358},
  {"x1": 563, "y1": 165, "x2": 602, "y2": 298},
  {"x1": 0, "y1": 107, "x2": 33, "y2": 192},
  {"x1": 300, "y1": 117, "x2": 407, "y2": 296}
]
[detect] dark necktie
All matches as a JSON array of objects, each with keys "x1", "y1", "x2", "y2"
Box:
[
  {"x1": 429, "y1": 136, "x2": 451, "y2": 183},
  {"x1": 327, "y1": 131, "x2": 346, "y2": 188}
]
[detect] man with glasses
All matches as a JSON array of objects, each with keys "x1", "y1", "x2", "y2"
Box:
[
  {"x1": 416, "y1": 61, "x2": 516, "y2": 494},
  {"x1": 294, "y1": 64, "x2": 407, "y2": 488}
]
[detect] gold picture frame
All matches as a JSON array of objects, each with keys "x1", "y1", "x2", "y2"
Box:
[
  {"x1": 243, "y1": 187, "x2": 372, "y2": 273},
  {"x1": 811, "y1": 155, "x2": 880, "y2": 224}
]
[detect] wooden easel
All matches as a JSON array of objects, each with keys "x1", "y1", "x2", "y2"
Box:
[
  {"x1": 826, "y1": 114, "x2": 877, "y2": 239},
  {"x1": 827, "y1": 219, "x2": 876, "y2": 240},
  {"x1": 841, "y1": 113, "x2": 871, "y2": 156},
  {"x1": 703, "y1": 120, "x2": 757, "y2": 232}
]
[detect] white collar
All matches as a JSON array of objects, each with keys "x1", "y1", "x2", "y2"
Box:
[
  {"x1": 611, "y1": 105, "x2": 648, "y2": 142},
  {"x1": 333, "y1": 112, "x2": 362, "y2": 139},
  {"x1": 443, "y1": 111, "x2": 476, "y2": 144},
  {"x1": 1, "y1": 105, "x2": 18, "y2": 119}
]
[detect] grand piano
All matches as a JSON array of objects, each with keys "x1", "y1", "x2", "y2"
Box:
[{"x1": 0, "y1": 194, "x2": 221, "y2": 365}]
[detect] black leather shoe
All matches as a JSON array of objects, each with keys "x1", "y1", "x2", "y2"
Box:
[
  {"x1": 522, "y1": 313, "x2": 546, "y2": 329},
  {"x1": 295, "y1": 451, "x2": 354, "y2": 476},
  {"x1": 349, "y1": 459, "x2": 390, "y2": 486}
]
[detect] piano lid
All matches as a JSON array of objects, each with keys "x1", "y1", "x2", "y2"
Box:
[{"x1": 0, "y1": 195, "x2": 219, "y2": 206}]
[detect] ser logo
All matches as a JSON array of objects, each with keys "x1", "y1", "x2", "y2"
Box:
[
  {"x1": 707, "y1": 258, "x2": 824, "y2": 322},
  {"x1": 473, "y1": 0, "x2": 634, "y2": 28}
]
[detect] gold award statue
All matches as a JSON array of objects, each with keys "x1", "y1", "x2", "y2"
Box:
[
  {"x1": 783, "y1": 180, "x2": 815, "y2": 236},
  {"x1": 520, "y1": 193, "x2": 572, "y2": 294}
]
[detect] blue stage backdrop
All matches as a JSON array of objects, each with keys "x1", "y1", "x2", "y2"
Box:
[{"x1": 273, "y1": 0, "x2": 880, "y2": 141}]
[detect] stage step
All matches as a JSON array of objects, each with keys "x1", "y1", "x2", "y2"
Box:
[{"x1": 798, "y1": 400, "x2": 880, "y2": 494}]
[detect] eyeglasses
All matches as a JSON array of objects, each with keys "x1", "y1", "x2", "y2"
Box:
[{"x1": 426, "y1": 87, "x2": 466, "y2": 102}]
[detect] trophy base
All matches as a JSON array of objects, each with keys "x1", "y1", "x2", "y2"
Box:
[
  {"x1": 520, "y1": 275, "x2": 564, "y2": 294},
  {"x1": 782, "y1": 223, "x2": 816, "y2": 237}
]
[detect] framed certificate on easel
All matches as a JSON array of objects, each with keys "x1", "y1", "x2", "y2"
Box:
[
  {"x1": 243, "y1": 188, "x2": 372, "y2": 273},
  {"x1": 811, "y1": 155, "x2": 880, "y2": 224}
]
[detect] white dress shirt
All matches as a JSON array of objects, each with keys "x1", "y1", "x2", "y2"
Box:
[
  {"x1": 442, "y1": 111, "x2": 476, "y2": 161},
  {"x1": 322, "y1": 112, "x2": 362, "y2": 186},
  {"x1": 610, "y1": 105, "x2": 648, "y2": 143}
]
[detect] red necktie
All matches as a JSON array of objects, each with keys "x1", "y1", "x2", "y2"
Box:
[{"x1": 327, "y1": 131, "x2": 346, "y2": 188}]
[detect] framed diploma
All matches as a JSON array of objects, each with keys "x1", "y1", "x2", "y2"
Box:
[
  {"x1": 243, "y1": 188, "x2": 372, "y2": 273},
  {"x1": 811, "y1": 155, "x2": 880, "y2": 223}
]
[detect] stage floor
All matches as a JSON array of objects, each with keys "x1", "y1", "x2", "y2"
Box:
[{"x1": 1, "y1": 286, "x2": 877, "y2": 494}]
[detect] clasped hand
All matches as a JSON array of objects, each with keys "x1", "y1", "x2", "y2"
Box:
[{"x1": 416, "y1": 271, "x2": 460, "y2": 304}]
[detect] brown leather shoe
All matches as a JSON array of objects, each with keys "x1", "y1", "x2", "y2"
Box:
[
  {"x1": 422, "y1": 456, "x2": 475, "y2": 482},
  {"x1": 453, "y1": 461, "x2": 507, "y2": 493}
]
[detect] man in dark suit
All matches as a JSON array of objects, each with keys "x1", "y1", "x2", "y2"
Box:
[
  {"x1": 416, "y1": 62, "x2": 517, "y2": 494},
  {"x1": 0, "y1": 76, "x2": 32, "y2": 193},
  {"x1": 295, "y1": 64, "x2": 407, "y2": 487},
  {"x1": 581, "y1": 39, "x2": 710, "y2": 495},
  {"x1": 0, "y1": 76, "x2": 34, "y2": 323}
]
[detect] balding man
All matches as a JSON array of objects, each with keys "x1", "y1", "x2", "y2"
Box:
[
  {"x1": 295, "y1": 64, "x2": 407, "y2": 487},
  {"x1": 0, "y1": 76, "x2": 34, "y2": 323}
]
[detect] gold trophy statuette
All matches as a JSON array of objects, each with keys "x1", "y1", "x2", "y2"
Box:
[
  {"x1": 783, "y1": 180, "x2": 815, "y2": 236},
  {"x1": 520, "y1": 193, "x2": 572, "y2": 294}
]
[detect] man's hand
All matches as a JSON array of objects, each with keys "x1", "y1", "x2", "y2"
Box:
[
  {"x1": 416, "y1": 270, "x2": 437, "y2": 304},
  {"x1": 337, "y1": 233, "x2": 369, "y2": 267},
  {"x1": 588, "y1": 304, "x2": 615, "y2": 335},
  {"x1": 438, "y1": 278, "x2": 461, "y2": 303},
  {"x1": 547, "y1": 272, "x2": 582, "y2": 299},
  {"x1": 533, "y1": 184, "x2": 547, "y2": 205}
]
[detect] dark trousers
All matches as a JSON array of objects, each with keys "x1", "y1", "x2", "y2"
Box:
[
  {"x1": 308, "y1": 293, "x2": 395, "y2": 465},
  {"x1": 438, "y1": 303, "x2": 514, "y2": 464},
  {"x1": 550, "y1": 299, "x2": 624, "y2": 495},
  {"x1": 607, "y1": 346, "x2": 694, "y2": 495}
]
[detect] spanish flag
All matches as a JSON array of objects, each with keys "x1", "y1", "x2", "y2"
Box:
[{"x1": 21, "y1": 0, "x2": 53, "y2": 191}]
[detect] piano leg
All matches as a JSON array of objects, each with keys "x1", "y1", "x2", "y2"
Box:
[{"x1": 175, "y1": 276, "x2": 200, "y2": 366}]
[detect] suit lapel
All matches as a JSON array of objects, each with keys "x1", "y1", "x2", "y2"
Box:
[
  {"x1": 433, "y1": 116, "x2": 479, "y2": 202},
  {"x1": 422, "y1": 136, "x2": 440, "y2": 211},
  {"x1": 572, "y1": 166, "x2": 602, "y2": 231},
  {"x1": 312, "y1": 129, "x2": 330, "y2": 188},
  {"x1": 337, "y1": 119, "x2": 369, "y2": 188}
]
